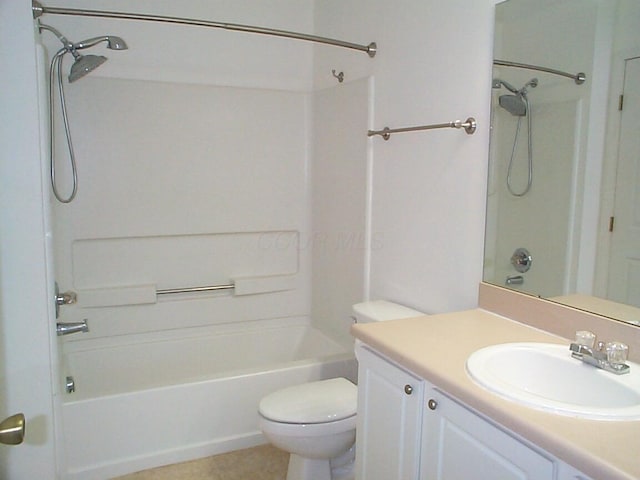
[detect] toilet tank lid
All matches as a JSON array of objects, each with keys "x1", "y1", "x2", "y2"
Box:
[
  {"x1": 259, "y1": 378, "x2": 357, "y2": 424},
  {"x1": 352, "y1": 300, "x2": 424, "y2": 323}
]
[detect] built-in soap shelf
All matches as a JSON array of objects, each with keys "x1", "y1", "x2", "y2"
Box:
[{"x1": 76, "y1": 274, "x2": 297, "y2": 308}]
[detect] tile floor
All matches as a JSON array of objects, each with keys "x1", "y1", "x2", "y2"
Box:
[{"x1": 113, "y1": 444, "x2": 289, "y2": 480}]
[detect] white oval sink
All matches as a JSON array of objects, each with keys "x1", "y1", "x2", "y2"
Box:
[{"x1": 466, "y1": 342, "x2": 640, "y2": 420}]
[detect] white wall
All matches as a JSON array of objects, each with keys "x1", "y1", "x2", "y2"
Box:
[
  {"x1": 315, "y1": 0, "x2": 495, "y2": 314},
  {"x1": 0, "y1": 2, "x2": 58, "y2": 477},
  {"x1": 52, "y1": 78, "x2": 311, "y2": 338},
  {"x1": 311, "y1": 79, "x2": 370, "y2": 344}
]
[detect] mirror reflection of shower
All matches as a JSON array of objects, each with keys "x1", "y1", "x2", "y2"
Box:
[
  {"x1": 38, "y1": 22, "x2": 128, "y2": 203},
  {"x1": 492, "y1": 77, "x2": 538, "y2": 197}
]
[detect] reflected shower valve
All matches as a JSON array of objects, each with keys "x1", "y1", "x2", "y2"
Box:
[{"x1": 511, "y1": 247, "x2": 532, "y2": 273}]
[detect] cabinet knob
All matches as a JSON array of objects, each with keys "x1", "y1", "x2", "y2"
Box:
[
  {"x1": 428, "y1": 399, "x2": 438, "y2": 410},
  {"x1": 404, "y1": 384, "x2": 413, "y2": 395}
]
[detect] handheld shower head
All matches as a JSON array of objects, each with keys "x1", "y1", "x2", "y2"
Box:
[
  {"x1": 519, "y1": 78, "x2": 538, "y2": 95},
  {"x1": 74, "y1": 36, "x2": 128, "y2": 51}
]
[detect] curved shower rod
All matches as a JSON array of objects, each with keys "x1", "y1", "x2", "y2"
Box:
[
  {"x1": 494, "y1": 59, "x2": 586, "y2": 85},
  {"x1": 32, "y1": 1, "x2": 377, "y2": 58}
]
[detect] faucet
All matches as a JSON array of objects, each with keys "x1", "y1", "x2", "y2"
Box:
[
  {"x1": 56, "y1": 319, "x2": 89, "y2": 336},
  {"x1": 569, "y1": 331, "x2": 629, "y2": 375}
]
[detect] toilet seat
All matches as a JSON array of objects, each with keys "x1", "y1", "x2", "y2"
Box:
[
  {"x1": 259, "y1": 377, "x2": 357, "y2": 424},
  {"x1": 258, "y1": 413, "x2": 357, "y2": 437}
]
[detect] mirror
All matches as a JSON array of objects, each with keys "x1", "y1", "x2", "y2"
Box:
[{"x1": 484, "y1": 0, "x2": 640, "y2": 326}]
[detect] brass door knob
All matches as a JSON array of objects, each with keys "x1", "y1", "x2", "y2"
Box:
[{"x1": 0, "y1": 413, "x2": 25, "y2": 445}]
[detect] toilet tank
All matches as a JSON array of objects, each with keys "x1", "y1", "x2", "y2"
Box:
[{"x1": 352, "y1": 300, "x2": 424, "y2": 324}]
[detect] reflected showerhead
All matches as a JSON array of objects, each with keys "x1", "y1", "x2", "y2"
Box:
[
  {"x1": 499, "y1": 94, "x2": 527, "y2": 116},
  {"x1": 68, "y1": 53, "x2": 107, "y2": 83}
]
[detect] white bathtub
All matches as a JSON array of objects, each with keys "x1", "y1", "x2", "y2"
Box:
[{"x1": 59, "y1": 318, "x2": 357, "y2": 479}]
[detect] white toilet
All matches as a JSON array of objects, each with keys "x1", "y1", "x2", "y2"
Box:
[{"x1": 258, "y1": 300, "x2": 424, "y2": 480}]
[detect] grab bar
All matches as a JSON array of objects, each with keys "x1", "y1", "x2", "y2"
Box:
[
  {"x1": 156, "y1": 283, "x2": 235, "y2": 295},
  {"x1": 368, "y1": 117, "x2": 477, "y2": 140}
]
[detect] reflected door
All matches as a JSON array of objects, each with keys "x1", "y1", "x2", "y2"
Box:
[{"x1": 608, "y1": 56, "x2": 640, "y2": 307}]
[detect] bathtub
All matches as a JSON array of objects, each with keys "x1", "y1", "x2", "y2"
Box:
[{"x1": 59, "y1": 317, "x2": 357, "y2": 480}]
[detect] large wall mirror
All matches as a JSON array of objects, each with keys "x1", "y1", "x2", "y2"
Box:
[{"x1": 484, "y1": 0, "x2": 640, "y2": 326}]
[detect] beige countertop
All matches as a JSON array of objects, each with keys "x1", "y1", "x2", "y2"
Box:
[{"x1": 351, "y1": 308, "x2": 640, "y2": 480}]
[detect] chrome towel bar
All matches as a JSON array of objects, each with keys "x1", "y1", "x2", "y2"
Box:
[
  {"x1": 156, "y1": 283, "x2": 235, "y2": 296},
  {"x1": 368, "y1": 117, "x2": 477, "y2": 140}
]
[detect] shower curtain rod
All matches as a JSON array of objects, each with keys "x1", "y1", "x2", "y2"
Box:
[
  {"x1": 32, "y1": 1, "x2": 377, "y2": 58},
  {"x1": 494, "y1": 59, "x2": 585, "y2": 85}
]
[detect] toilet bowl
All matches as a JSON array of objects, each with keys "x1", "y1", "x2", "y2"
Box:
[
  {"x1": 258, "y1": 300, "x2": 424, "y2": 480},
  {"x1": 259, "y1": 378, "x2": 357, "y2": 480}
]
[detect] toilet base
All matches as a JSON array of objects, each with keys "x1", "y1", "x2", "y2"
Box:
[
  {"x1": 284, "y1": 451, "x2": 355, "y2": 480},
  {"x1": 287, "y1": 454, "x2": 331, "y2": 480}
]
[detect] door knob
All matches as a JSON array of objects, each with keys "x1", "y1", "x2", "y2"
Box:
[{"x1": 0, "y1": 413, "x2": 25, "y2": 445}]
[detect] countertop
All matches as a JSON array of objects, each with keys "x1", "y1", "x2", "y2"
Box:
[{"x1": 351, "y1": 308, "x2": 640, "y2": 480}]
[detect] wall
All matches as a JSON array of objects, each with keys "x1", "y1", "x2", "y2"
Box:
[
  {"x1": 0, "y1": 2, "x2": 58, "y2": 477},
  {"x1": 311, "y1": 79, "x2": 370, "y2": 344},
  {"x1": 314, "y1": 0, "x2": 494, "y2": 314}
]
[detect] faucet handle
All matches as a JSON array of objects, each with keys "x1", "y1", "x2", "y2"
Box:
[
  {"x1": 606, "y1": 342, "x2": 629, "y2": 366},
  {"x1": 575, "y1": 330, "x2": 596, "y2": 348}
]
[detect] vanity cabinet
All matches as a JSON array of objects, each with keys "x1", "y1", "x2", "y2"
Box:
[
  {"x1": 355, "y1": 345, "x2": 424, "y2": 480},
  {"x1": 355, "y1": 344, "x2": 594, "y2": 480},
  {"x1": 421, "y1": 388, "x2": 554, "y2": 479}
]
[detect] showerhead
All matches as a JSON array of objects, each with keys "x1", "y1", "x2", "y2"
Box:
[
  {"x1": 38, "y1": 21, "x2": 128, "y2": 83},
  {"x1": 499, "y1": 94, "x2": 527, "y2": 116},
  {"x1": 495, "y1": 77, "x2": 537, "y2": 116},
  {"x1": 68, "y1": 53, "x2": 108, "y2": 83}
]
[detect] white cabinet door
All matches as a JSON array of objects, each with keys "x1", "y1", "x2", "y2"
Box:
[
  {"x1": 421, "y1": 389, "x2": 554, "y2": 480},
  {"x1": 355, "y1": 346, "x2": 424, "y2": 480}
]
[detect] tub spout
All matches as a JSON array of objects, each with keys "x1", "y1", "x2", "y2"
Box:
[{"x1": 57, "y1": 320, "x2": 89, "y2": 336}]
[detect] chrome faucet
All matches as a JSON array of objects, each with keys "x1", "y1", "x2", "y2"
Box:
[
  {"x1": 56, "y1": 319, "x2": 89, "y2": 336},
  {"x1": 569, "y1": 331, "x2": 629, "y2": 375}
]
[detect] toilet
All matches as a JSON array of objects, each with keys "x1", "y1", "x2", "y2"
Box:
[{"x1": 258, "y1": 300, "x2": 424, "y2": 480}]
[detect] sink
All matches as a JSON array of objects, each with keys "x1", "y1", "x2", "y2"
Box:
[{"x1": 466, "y1": 342, "x2": 640, "y2": 420}]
